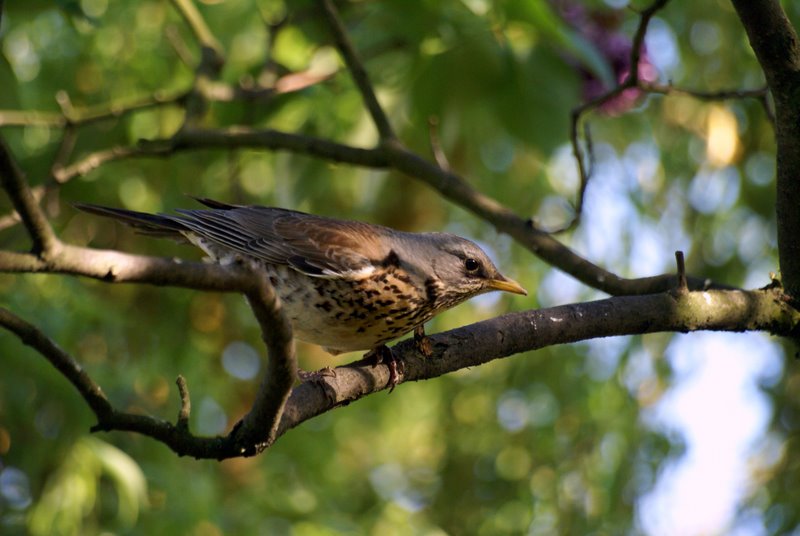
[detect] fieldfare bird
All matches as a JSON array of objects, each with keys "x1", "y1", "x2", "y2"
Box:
[{"x1": 76, "y1": 199, "x2": 527, "y2": 388}]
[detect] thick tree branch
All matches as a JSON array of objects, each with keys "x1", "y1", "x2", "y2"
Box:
[
  {"x1": 0, "y1": 246, "x2": 255, "y2": 292},
  {"x1": 4, "y1": 287, "x2": 796, "y2": 458},
  {"x1": 236, "y1": 278, "x2": 296, "y2": 454},
  {"x1": 278, "y1": 286, "x2": 799, "y2": 435},
  {"x1": 730, "y1": 0, "x2": 800, "y2": 299}
]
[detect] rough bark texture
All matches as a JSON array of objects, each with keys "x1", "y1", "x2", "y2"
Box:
[{"x1": 731, "y1": 0, "x2": 800, "y2": 298}]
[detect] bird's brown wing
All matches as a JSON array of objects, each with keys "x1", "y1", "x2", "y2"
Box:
[
  {"x1": 75, "y1": 200, "x2": 395, "y2": 278},
  {"x1": 176, "y1": 205, "x2": 393, "y2": 278}
]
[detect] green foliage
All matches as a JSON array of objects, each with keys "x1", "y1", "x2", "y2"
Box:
[{"x1": 0, "y1": 0, "x2": 793, "y2": 534}]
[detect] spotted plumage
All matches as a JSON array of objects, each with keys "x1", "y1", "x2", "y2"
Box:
[{"x1": 75, "y1": 199, "x2": 527, "y2": 387}]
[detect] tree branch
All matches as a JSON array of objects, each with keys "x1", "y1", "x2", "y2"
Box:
[
  {"x1": 567, "y1": 0, "x2": 669, "y2": 225},
  {"x1": 4, "y1": 287, "x2": 796, "y2": 458},
  {"x1": 53, "y1": 128, "x2": 387, "y2": 183},
  {"x1": 318, "y1": 0, "x2": 396, "y2": 141},
  {"x1": 169, "y1": 0, "x2": 224, "y2": 72},
  {"x1": 0, "y1": 307, "x2": 114, "y2": 420},
  {"x1": 42, "y1": 126, "x2": 727, "y2": 295},
  {"x1": 236, "y1": 278, "x2": 296, "y2": 454},
  {"x1": 0, "y1": 0, "x2": 735, "y2": 298},
  {"x1": 0, "y1": 245, "x2": 255, "y2": 292},
  {"x1": 277, "y1": 286, "x2": 799, "y2": 435},
  {"x1": 1, "y1": 260, "x2": 297, "y2": 459},
  {"x1": 0, "y1": 136, "x2": 59, "y2": 254},
  {"x1": 730, "y1": 0, "x2": 800, "y2": 299}
]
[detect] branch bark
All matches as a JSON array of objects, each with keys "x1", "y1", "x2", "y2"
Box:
[
  {"x1": 1, "y1": 265, "x2": 296, "y2": 459},
  {"x1": 730, "y1": 0, "x2": 800, "y2": 298},
  {"x1": 1, "y1": 0, "x2": 793, "y2": 461},
  {"x1": 43, "y1": 127, "x2": 728, "y2": 295},
  {"x1": 0, "y1": 137, "x2": 58, "y2": 254},
  {"x1": 0, "y1": 245, "x2": 255, "y2": 291},
  {"x1": 237, "y1": 278, "x2": 296, "y2": 454},
  {"x1": 0, "y1": 0, "x2": 736, "y2": 298},
  {"x1": 318, "y1": 0, "x2": 396, "y2": 141},
  {"x1": 3, "y1": 286, "x2": 796, "y2": 458}
]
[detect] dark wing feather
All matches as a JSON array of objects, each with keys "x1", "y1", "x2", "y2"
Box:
[
  {"x1": 76, "y1": 200, "x2": 394, "y2": 278},
  {"x1": 199, "y1": 206, "x2": 392, "y2": 277},
  {"x1": 73, "y1": 203, "x2": 189, "y2": 239}
]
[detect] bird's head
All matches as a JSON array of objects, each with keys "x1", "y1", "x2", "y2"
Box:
[{"x1": 421, "y1": 233, "x2": 527, "y2": 308}]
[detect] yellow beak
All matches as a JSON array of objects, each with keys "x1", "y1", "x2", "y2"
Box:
[{"x1": 487, "y1": 276, "x2": 527, "y2": 296}]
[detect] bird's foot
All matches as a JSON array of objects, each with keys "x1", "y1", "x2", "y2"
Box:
[
  {"x1": 365, "y1": 344, "x2": 404, "y2": 393},
  {"x1": 414, "y1": 325, "x2": 433, "y2": 357}
]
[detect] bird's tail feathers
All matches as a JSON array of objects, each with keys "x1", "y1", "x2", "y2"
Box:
[
  {"x1": 189, "y1": 197, "x2": 240, "y2": 210},
  {"x1": 73, "y1": 203, "x2": 187, "y2": 239}
]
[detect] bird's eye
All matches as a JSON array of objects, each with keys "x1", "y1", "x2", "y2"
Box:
[{"x1": 464, "y1": 258, "x2": 480, "y2": 272}]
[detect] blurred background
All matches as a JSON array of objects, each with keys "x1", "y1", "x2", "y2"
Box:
[{"x1": 0, "y1": 0, "x2": 797, "y2": 534}]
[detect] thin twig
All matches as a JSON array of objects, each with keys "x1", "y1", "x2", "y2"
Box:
[
  {"x1": 53, "y1": 144, "x2": 169, "y2": 183},
  {"x1": 169, "y1": 0, "x2": 224, "y2": 70},
  {"x1": 165, "y1": 24, "x2": 197, "y2": 67},
  {"x1": 169, "y1": 0, "x2": 225, "y2": 124},
  {"x1": 641, "y1": 82, "x2": 768, "y2": 101},
  {"x1": 318, "y1": 0, "x2": 396, "y2": 141},
  {"x1": 0, "y1": 185, "x2": 45, "y2": 232},
  {"x1": 641, "y1": 82, "x2": 774, "y2": 123},
  {"x1": 628, "y1": 0, "x2": 670, "y2": 84},
  {"x1": 175, "y1": 375, "x2": 191, "y2": 431},
  {"x1": 0, "y1": 90, "x2": 187, "y2": 129},
  {"x1": 428, "y1": 116, "x2": 451, "y2": 171},
  {"x1": 53, "y1": 128, "x2": 385, "y2": 183},
  {"x1": 50, "y1": 127, "x2": 78, "y2": 181},
  {"x1": 675, "y1": 250, "x2": 688, "y2": 294},
  {"x1": 0, "y1": 136, "x2": 59, "y2": 254},
  {"x1": 568, "y1": 0, "x2": 670, "y2": 229},
  {"x1": 0, "y1": 307, "x2": 113, "y2": 420}
]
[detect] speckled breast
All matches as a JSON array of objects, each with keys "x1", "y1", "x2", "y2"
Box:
[{"x1": 262, "y1": 263, "x2": 443, "y2": 354}]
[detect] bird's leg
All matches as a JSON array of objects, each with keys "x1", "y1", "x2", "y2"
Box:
[
  {"x1": 365, "y1": 344, "x2": 404, "y2": 392},
  {"x1": 414, "y1": 325, "x2": 433, "y2": 357}
]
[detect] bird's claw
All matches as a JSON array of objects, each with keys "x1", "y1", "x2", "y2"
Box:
[{"x1": 365, "y1": 345, "x2": 404, "y2": 393}]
